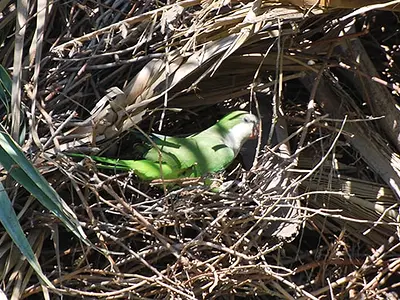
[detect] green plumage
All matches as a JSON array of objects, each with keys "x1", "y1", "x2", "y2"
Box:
[{"x1": 72, "y1": 110, "x2": 259, "y2": 181}]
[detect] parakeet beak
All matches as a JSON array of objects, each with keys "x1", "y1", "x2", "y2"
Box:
[{"x1": 250, "y1": 122, "x2": 260, "y2": 139}]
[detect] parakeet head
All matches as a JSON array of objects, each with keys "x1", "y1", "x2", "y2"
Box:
[{"x1": 217, "y1": 110, "x2": 259, "y2": 155}]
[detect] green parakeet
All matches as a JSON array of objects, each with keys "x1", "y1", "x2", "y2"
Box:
[{"x1": 73, "y1": 110, "x2": 259, "y2": 181}]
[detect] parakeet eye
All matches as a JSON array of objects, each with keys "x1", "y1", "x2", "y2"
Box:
[{"x1": 243, "y1": 115, "x2": 251, "y2": 123}]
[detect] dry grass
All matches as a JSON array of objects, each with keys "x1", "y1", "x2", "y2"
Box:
[{"x1": 1, "y1": 0, "x2": 400, "y2": 298}]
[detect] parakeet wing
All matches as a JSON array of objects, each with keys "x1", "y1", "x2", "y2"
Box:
[{"x1": 144, "y1": 135, "x2": 235, "y2": 176}]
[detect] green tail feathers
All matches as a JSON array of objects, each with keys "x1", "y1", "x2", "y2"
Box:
[{"x1": 67, "y1": 153, "x2": 185, "y2": 181}]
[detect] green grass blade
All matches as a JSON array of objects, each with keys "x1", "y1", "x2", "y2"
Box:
[
  {"x1": 0, "y1": 64, "x2": 11, "y2": 119},
  {"x1": 0, "y1": 65, "x2": 12, "y2": 95},
  {"x1": 0, "y1": 182, "x2": 54, "y2": 288},
  {"x1": 0, "y1": 124, "x2": 92, "y2": 246}
]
